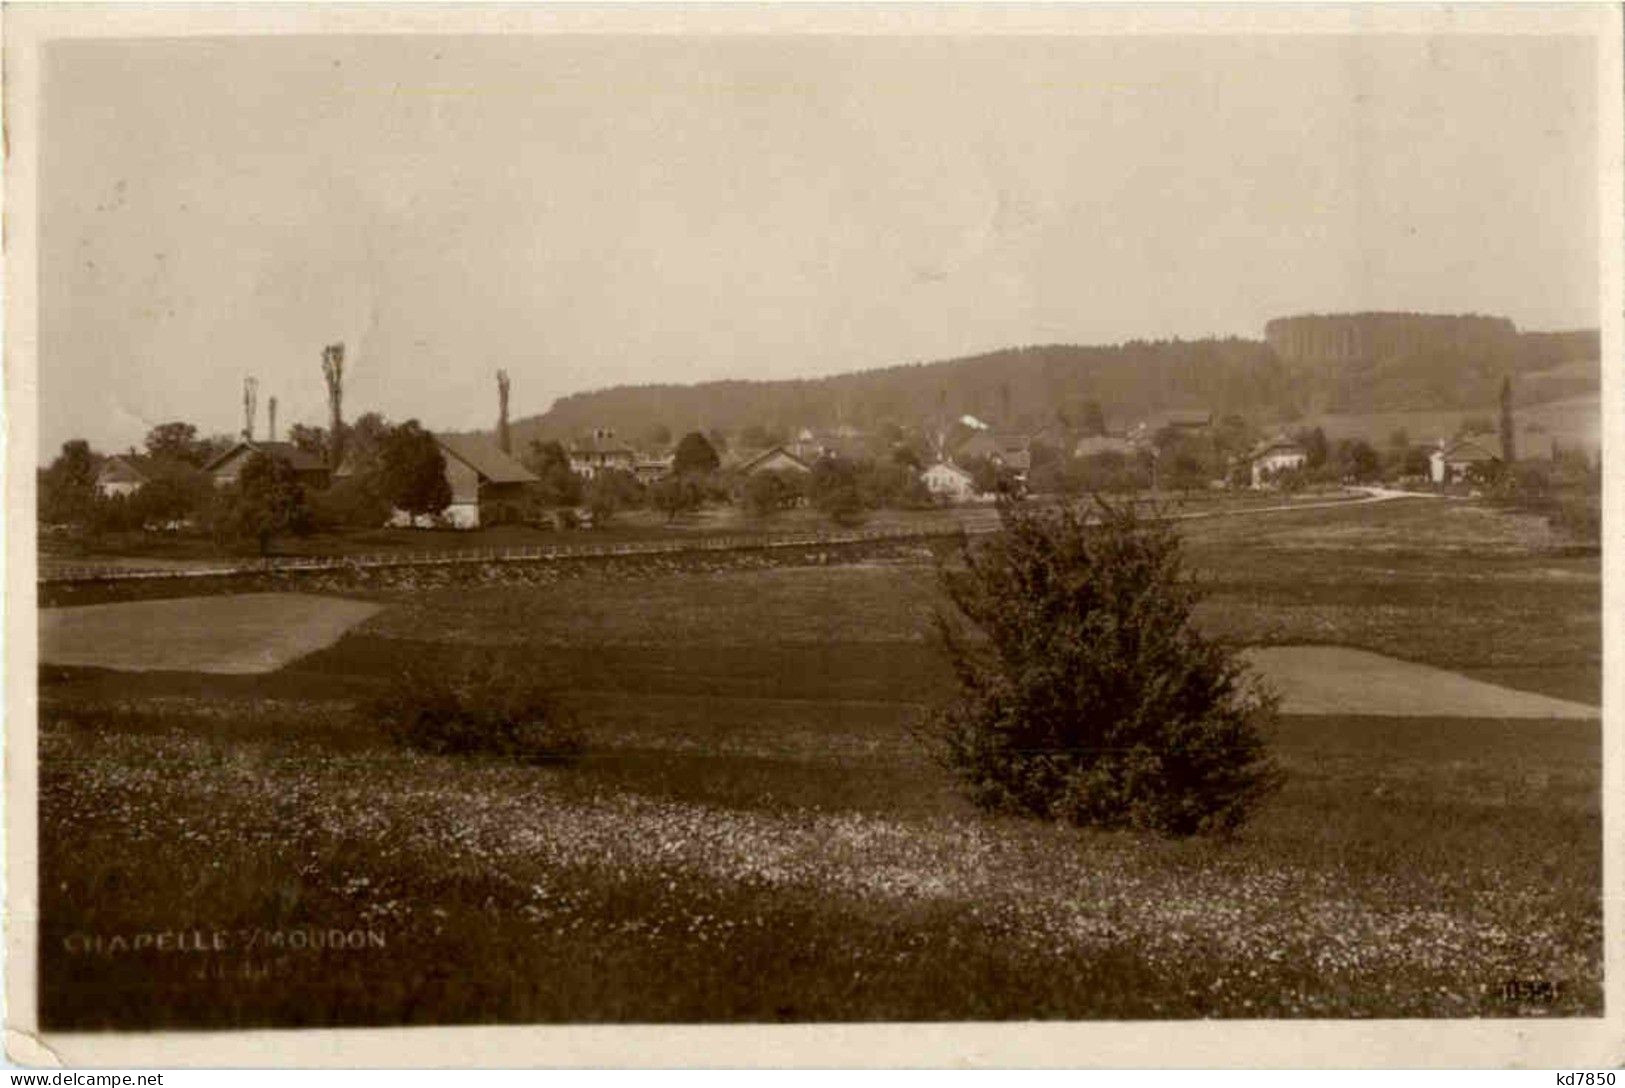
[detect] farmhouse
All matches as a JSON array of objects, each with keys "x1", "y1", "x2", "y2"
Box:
[
  {"x1": 204, "y1": 440, "x2": 332, "y2": 491},
  {"x1": 734, "y1": 446, "x2": 812, "y2": 477},
  {"x1": 95, "y1": 455, "x2": 152, "y2": 498},
  {"x1": 920, "y1": 460, "x2": 978, "y2": 503},
  {"x1": 417, "y1": 432, "x2": 539, "y2": 529},
  {"x1": 568, "y1": 429, "x2": 636, "y2": 479},
  {"x1": 954, "y1": 431, "x2": 1034, "y2": 477},
  {"x1": 1429, "y1": 436, "x2": 1502, "y2": 484},
  {"x1": 1247, "y1": 437, "x2": 1308, "y2": 488}
]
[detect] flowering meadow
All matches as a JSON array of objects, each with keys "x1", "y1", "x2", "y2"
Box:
[{"x1": 37, "y1": 498, "x2": 1601, "y2": 1026}]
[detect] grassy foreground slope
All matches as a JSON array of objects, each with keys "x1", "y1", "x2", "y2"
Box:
[{"x1": 38, "y1": 499, "x2": 1600, "y2": 1026}]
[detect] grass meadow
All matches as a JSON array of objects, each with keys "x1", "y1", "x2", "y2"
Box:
[{"x1": 37, "y1": 497, "x2": 1602, "y2": 1026}]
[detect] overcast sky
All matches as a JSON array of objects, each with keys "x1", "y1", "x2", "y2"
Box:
[{"x1": 41, "y1": 32, "x2": 1599, "y2": 455}]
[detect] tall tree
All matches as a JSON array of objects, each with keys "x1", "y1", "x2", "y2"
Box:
[
  {"x1": 144, "y1": 422, "x2": 207, "y2": 466},
  {"x1": 1499, "y1": 375, "x2": 1516, "y2": 465},
  {"x1": 267, "y1": 396, "x2": 278, "y2": 442},
  {"x1": 672, "y1": 431, "x2": 720, "y2": 476},
  {"x1": 322, "y1": 343, "x2": 346, "y2": 470},
  {"x1": 497, "y1": 369, "x2": 512, "y2": 454},
  {"x1": 39, "y1": 439, "x2": 100, "y2": 526},
  {"x1": 212, "y1": 452, "x2": 311, "y2": 554},
  {"x1": 523, "y1": 439, "x2": 580, "y2": 507},
  {"x1": 377, "y1": 421, "x2": 451, "y2": 520},
  {"x1": 242, "y1": 377, "x2": 258, "y2": 441},
  {"x1": 344, "y1": 411, "x2": 390, "y2": 475}
]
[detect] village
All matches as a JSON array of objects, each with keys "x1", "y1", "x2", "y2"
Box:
[
  {"x1": 45, "y1": 344, "x2": 1572, "y2": 564},
  {"x1": 19, "y1": 16, "x2": 1613, "y2": 1056}
]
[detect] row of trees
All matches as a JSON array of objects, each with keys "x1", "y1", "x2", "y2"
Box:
[{"x1": 39, "y1": 416, "x2": 456, "y2": 552}]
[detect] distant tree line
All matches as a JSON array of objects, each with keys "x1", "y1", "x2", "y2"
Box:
[{"x1": 506, "y1": 323, "x2": 1598, "y2": 454}]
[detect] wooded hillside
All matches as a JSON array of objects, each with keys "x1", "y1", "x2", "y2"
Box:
[{"x1": 507, "y1": 317, "x2": 1598, "y2": 447}]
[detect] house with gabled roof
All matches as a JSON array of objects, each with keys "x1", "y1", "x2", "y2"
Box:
[
  {"x1": 334, "y1": 431, "x2": 539, "y2": 528},
  {"x1": 95, "y1": 455, "x2": 152, "y2": 498},
  {"x1": 733, "y1": 446, "x2": 812, "y2": 478},
  {"x1": 203, "y1": 440, "x2": 332, "y2": 491},
  {"x1": 568, "y1": 428, "x2": 637, "y2": 480},
  {"x1": 954, "y1": 431, "x2": 1034, "y2": 477},
  {"x1": 1429, "y1": 436, "x2": 1502, "y2": 485},
  {"x1": 1247, "y1": 436, "x2": 1308, "y2": 489}
]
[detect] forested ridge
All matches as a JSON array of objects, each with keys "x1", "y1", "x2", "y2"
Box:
[{"x1": 507, "y1": 316, "x2": 1598, "y2": 446}]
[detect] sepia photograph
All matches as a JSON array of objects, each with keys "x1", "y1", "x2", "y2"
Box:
[{"x1": 5, "y1": 2, "x2": 1621, "y2": 1069}]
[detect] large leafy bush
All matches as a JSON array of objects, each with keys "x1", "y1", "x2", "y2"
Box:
[{"x1": 930, "y1": 497, "x2": 1283, "y2": 836}]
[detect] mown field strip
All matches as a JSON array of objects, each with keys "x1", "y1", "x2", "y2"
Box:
[{"x1": 39, "y1": 593, "x2": 382, "y2": 674}]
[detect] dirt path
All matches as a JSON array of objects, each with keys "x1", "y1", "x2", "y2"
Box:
[{"x1": 1170, "y1": 486, "x2": 1431, "y2": 524}]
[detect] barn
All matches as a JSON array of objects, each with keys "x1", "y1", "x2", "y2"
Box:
[{"x1": 414, "y1": 433, "x2": 539, "y2": 529}]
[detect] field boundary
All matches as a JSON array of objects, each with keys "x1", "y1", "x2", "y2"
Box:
[
  {"x1": 37, "y1": 526, "x2": 968, "y2": 585},
  {"x1": 37, "y1": 487, "x2": 1402, "y2": 587}
]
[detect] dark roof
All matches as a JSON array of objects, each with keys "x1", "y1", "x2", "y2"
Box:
[
  {"x1": 734, "y1": 446, "x2": 811, "y2": 475},
  {"x1": 1247, "y1": 437, "x2": 1307, "y2": 461},
  {"x1": 1150, "y1": 409, "x2": 1213, "y2": 429},
  {"x1": 204, "y1": 440, "x2": 328, "y2": 474},
  {"x1": 1441, "y1": 437, "x2": 1501, "y2": 463},
  {"x1": 97, "y1": 455, "x2": 152, "y2": 484},
  {"x1": 568, "y1": 433, "x2": 636, "y2": 456},
  {"x1": 435, "y1": 433, "x2": 539, "y2": 484}
]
